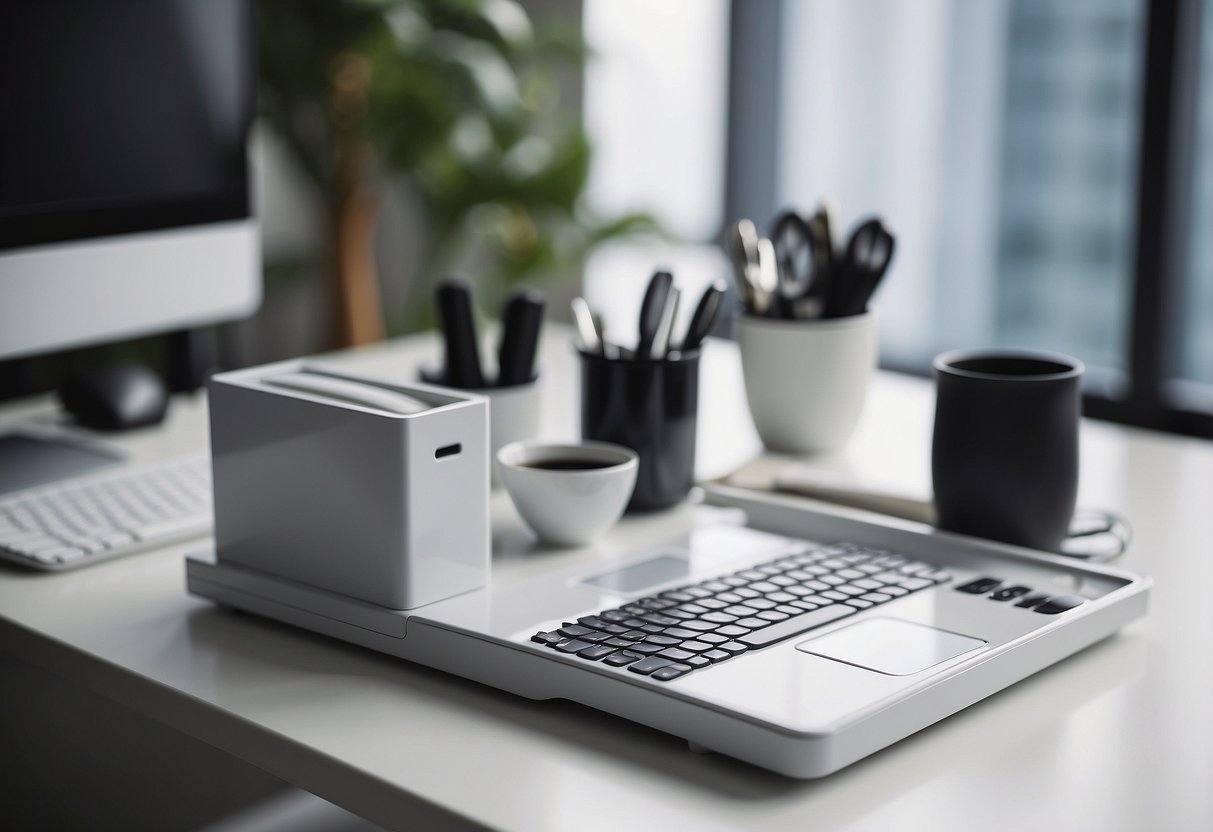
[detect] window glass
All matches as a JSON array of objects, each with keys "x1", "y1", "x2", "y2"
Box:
[
  {"x1": 1171, "y1": 1, "x2": 1213, "y2": 409},
  {"x1": 777, "y1": 0, "x2": 1145, "y2": 380}
]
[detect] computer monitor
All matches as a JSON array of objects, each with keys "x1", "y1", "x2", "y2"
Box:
[{"x1": 0, "y1": 0, "x2": 260, "y2": 362}]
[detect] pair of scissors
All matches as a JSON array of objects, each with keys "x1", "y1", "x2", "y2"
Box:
[
  {"x1": 729, "y1": 219, "x2": 777, "y2": 315},
  {"x1": 769, "y1": 205, "x2": 836, "y2": 319},
  {"x1": 822, "y1": 218, "x2": 895, "y2": 318}
]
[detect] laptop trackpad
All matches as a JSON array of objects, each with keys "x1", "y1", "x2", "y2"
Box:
[{"x1": 796, "y1": 618, "x2": 986, "y2": 676}]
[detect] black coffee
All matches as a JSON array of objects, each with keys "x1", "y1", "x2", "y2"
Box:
[{"x1": 523, "y1": 459, "x2": 616, "y2": 471}]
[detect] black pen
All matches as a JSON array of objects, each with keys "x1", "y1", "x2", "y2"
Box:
[{"x1": 436, "y1": 278, "x2": 485, "y2": 388}]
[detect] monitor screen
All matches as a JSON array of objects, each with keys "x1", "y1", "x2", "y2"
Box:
[{"x1": 0, "y1": 0, "x2": 253, "y2": 251}]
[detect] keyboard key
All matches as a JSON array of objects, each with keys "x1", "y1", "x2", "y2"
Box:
[
  {"x1": 620, "y1": 630, "x2": 647, "y2": 640},
  {"x1": 1015, "y1": 593, "x2": 1051, "y2": 609},
  {"x1": 768, "y1": 591, "x2": 796, "y2": 603},
  {"x1": 558, "y1": 625, "x2": 594, "y2": 638},
  {"x1": 712, "y1": 624, "x2": 750, "y2": 638},
  {"x1": 716, "y1": 591, "x2": 744, "y2": 604},
  {"x1": 640, "y1": 613, "x2": 680, "y2": 627},
  {"x1": 684, "y1": 655, "x2": 710, "y2": 669},
  {"x1": 749, "y1": 581, "x2": 779, "y2": 593},
  {"x1": 724, "y1": 605, "x2": 756, "y2": 617},
  {"x1": 901, "y1": 577, "x2": 934, "y2": 591},
  {"x1": 790, "y1": 599, "x2": 821, "y2": 611},
  {"x1": 658, "y1": 648, "x2": 696, "y2": 662},
  {"x1": 644, "y1": 634, "x2": 682, "y2": 646},
  {"x1": 628, "y1": 657, "x2": 673, "y2": 675},
  {"x1": 844, "y1": 598, "x2": 873, "y2": 609},
  {"x1": 756, "y1": 610, "x2": 789, "y2": 622},
  {"x1": 701, "y1": 581, "x2": 731, "y2": 592},
  {"x1": 531, "y1": 631, "x2": 563, "y2": 645},
  {"x1": 834, "y1": 585, "x2": 866, "y2": 596},
  {"x1": 956, "y1": 576, "x2": 1001, "y2": 594},
  {"x1": 1034, "y1": 595, "x2": 1085, "y2": 614},
  {"x1": 735, "y1": 617, "x2": 771, "y2": 629},
  {"x1": 629, "y1": 642, "x2": 665, "y2": 654},
  {"x1": 820, "y1": 574, "x2": 845, "y2": 586},
  {"x1": 859, "y1": 592, "x2": 892, "y2": 603},
  {"x1": 602, "y1": 623, "x2": 630, "y2": 635},
  {"x1": 881, "y1": 585, "x2": 909, "y2": 597},
  {"x1": 741, "y1": 598, "x2": 776, "y2": 610},
  {"x1": 851, "y1": 578, "x2": 884, "y2": 591},
  {"x1": 701, "y1": 612, "x2": 738, "y2": 624},
  {"x1": 990, "y1": 585, "x2": 1031, "y2": 602},
  {"x1": 820, "y1": 590, "x2": 848, "y2": 601},
  {"x1": 555, "y1": 639, "x2": 595, "y2": 653},
  {"x1": 639, "y1": 598, "x2": 675, "y2": 611},
  {"x1": 600, "y1": 610, "x2": 630, "y2": 623},
  {"x1": 604, "y1": 650, "x2": 642, "y2": 666},
  {"x1": 733, "y1": 587, "x2": 760, "y2": 599},
  {"x1": 769, "y1": 575, "x2": 796, "y2": 587},
  {"x1": 605, "y1": 637, "x2": 635, "y2": 648},
  {"x1": 717, "y1": 641, "x2": 749, "y2": 656},
  {"x1": 577, "y1": 616, "x2": 606, "y2": 629},
  {"x1": 639, "y1": 624, "x2": 665, "y2": 634},
  {"x1": 662, "y1": 627, "x2": 700, "y2": 640},
  {"x1": 651, "y1": 664, "x2": 693, "y2": 681},
  {"x1": 784, "y1": 585, "x2": 812, "y2": 597},
  {"x1": 684, "y1": 587, "x2": 714, "y2": 599},
  {"x1": 578, "y1": 644, "x2": 617, "y2": 660},
  {"x1": 698, "y1": 598, "x2": 729, "y2": 610},
  {"x1": 775, "y1": 605, "x2": 803, "y2": 616},
  {"x1": 579, "y1": 632, "x2": 611, "y2": 643},
  {"x1": 702, "y1": 649, "x2": 731, "y2": 663},
  {"x1": 661, "y1": 591, "x2": 694, "y2": 602},
  {"x1": 736, "y1": 605, "x2": 857, "y2": 648},
  {"x1": 681, "y1": 620, "x2": 719, "y2": 632},
  {"x1": 680, "y1": 640, "x2": 713, "y2": 652}
]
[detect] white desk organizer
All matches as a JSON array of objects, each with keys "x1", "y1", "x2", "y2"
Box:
[{"x1": 208, "y1": 360, "x2": 489, "y2": 609}]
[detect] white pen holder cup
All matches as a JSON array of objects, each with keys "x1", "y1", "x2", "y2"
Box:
[
  {"x1": 482, "y1": 378, "x2": 542, "y2": 487},
  {"x1": 737, "y1": 311, "x2": 877, "y2": 454}
]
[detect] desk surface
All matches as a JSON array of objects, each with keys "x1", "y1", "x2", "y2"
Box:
[{"x1": 2, "y1": 331, "x2": 1210, "y2": 832}]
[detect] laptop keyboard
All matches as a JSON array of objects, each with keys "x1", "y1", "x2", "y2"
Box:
[{"x1": 530, "y1": 543, "x2": 951, "y2": 682}]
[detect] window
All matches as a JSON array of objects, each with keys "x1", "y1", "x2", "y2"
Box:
[{"x1": 725, "y1": 0, "x2": 1213, "y2": 436}]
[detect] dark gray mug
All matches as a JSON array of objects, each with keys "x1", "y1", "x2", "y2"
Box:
[{"x1": 932, "y1": 350, "x2": 1083, "y2": 551}]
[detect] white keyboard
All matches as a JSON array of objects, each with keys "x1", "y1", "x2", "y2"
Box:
[{"x1": 0, "y1": 453, "x2": 212, "y2": 571}]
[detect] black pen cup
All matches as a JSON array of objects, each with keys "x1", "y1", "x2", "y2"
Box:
[
  {"x1": 579, "y1": 347, "x2": 699, "y2": 512},
  {"x1": 932, "y1": 350, "x2": 1083, "y2": 551}
]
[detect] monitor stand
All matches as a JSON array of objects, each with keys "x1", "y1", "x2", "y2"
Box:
[{"x1": 0, "y1": 434, "x2": 123, "y2": 496}]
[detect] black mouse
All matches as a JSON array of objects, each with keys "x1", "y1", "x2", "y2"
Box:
[{"x1": 59, "y1": 363, "x2": 168, "y2": 431}]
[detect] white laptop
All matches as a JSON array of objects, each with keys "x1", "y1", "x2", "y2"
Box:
[{"x1": 186, "y1": 485, "x2": 1149, "y2": 779}]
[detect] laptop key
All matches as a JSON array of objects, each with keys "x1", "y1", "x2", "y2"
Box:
[
  {"x1": 604, "y1": 650, "x2": 643, "y2": 666},
  {"x1": 658, "y1": 647, "x2": 696, "y2": 662},
  {"x1": 644, "y1": 634, "x2": 682, "y2": 646},
  {"x1": 558, "y1": 624, "x2": 594, "y2": 638},
  {"x1": 699, "y1": 632, "x2": 731, "y2": 644},
  {"x1": 735, "y1": 617, "x2": 771, "y2": 629},
  {"x1": 555, "y1": 639, "x2": 595, "y2": 653},
  {"x1": 662, "y1": 627, "x2": 700, "y2": 640},
  {"x1": 681, "y1": 619, "x2": 720, "y2": 632},
  {"x1": 605, "y1": 637, "x2": 635, "y2": 648},
  {"x1": 702, "y1": 649, "x2": 731, "y2": 663},
  {"x1": 531, "y1": 631, "x2": 563, "y2": 645},
  {"x1": 651, "y1": 664, "x2": 693, "y2": 681},
  {"x1": 701, "y1": 612, "x2": 738, "y2": 624},
  {"x1": 684, "y1": 655, "x2": 711, "y2": 669},
  {"x1": 577, "y1": 616, "x2": 606, "y2": 629},
  {"x1": 736, "y1": 605, "x2": 857, "y2": 648},
  {"x1": 628, "y1": 657, "x2": 673, "y2": 675},
  {"x1": 629, "y1": 642, "x2": 665, "y2": 654},
  {"x1": 717, "y1": 641, "x2": 749, "y2": 656},
  {"x1": 680, "y1": 640, "x2": 713, "y2": 652},
  {"x1": 578, "y1": 644, "x2": 617, "y2": 660}
]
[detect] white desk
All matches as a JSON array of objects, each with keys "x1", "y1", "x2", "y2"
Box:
[{"x1": 2, "y1": 331, "x2": 1211, "y2": 832}]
